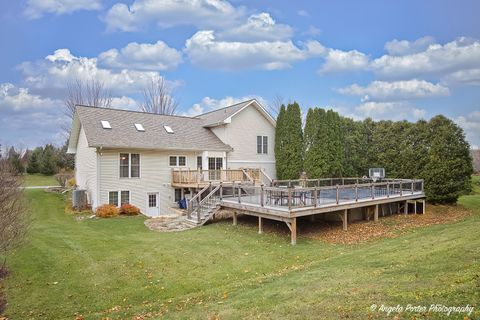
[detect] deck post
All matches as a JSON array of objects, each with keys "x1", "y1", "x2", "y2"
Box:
[
  {"x1": 355, "y1": 183, "x2": 358, "y2": 202},
  {"x1": 411, "y1": 181, "x2": 414, "y2": 194},
  {"x1": 374, "y1": 204, "x2": 379, "y2": 222},
  {"x1": 404, "y1": 200, "x2": 408, "y2": 214},
  {"x1": 238, "y1": 182, "x2": 242, "y2": 203},
  {"x1": 232, "y1": 211, "x2": 237, "y2": 226},
  {"x1": 336, "y1": 185, "x2": 339, "y2": 204},
  {"x1": 291, "y1": 218, "x2": 297, "y2": 245},
  {"x1": 400, "y1": 182, "x2": 403, "y2": 196},
  {"x1": 371, "y1": 183, "x2": 375, "y2": 199},
  {"x1": 219, "y1": 182, "x2": 223, "y2": 200},
  {"x1": 260, "y1": 184, "x2": 264, "y2": 207},
  {"x1": 288, "y1": 188, "x2": 292, "y2": 211},
  {"x1": 422, "y1": 199, "x2": 426, "y2": 214},
  {"x1": 313, "y1": 188, "x2": 318, "y2": 207},
  {"x1": 258, "y1": 217, "x2": 263, "y2": 234},
  {"x1": 414, "y1": 200, "x2": 417, "y2": 214},
  {"x1": 387, "y1": 182, "x2": 390, "y2": 197},
  {"x1": 343, "y1": 209, "x2": 348, "y2": 230}
]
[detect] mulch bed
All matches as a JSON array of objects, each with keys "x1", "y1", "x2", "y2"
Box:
[{"x1": 230, "y1": 204, "x2": 473, "y2": 245}]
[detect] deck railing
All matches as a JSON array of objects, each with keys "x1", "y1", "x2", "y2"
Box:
[
  {"x1": 172, "y1": 168, "x2": 258, "y2": 185},
  {"x1": 221, "y1": 178, "x2": 424, "y2": 211}
]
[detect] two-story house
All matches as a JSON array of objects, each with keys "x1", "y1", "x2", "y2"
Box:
[{"x1": 67, "y1": 99, "x2": 276, "y2": 216}]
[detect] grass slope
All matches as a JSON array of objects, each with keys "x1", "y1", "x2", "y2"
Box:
[
  {"x1": 3, "y1": 190, "x2": 479, "y2": 319},
  {"x1": 23, "y1": 174, "x2": 58, "y2": 187}
]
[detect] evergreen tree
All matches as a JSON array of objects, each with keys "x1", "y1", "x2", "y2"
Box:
[
  {"x1": 304, "y1": 108, "x2": 322, "y2": 178},
  {"x1": 27, "y1": 147, "x2": 42, "y2": 174},
  {"x1": 422, "y1": 115, "x2": 473, "y2": 203},
  {"x1": 274, "y1": 105, "x2": 287, "y2": 179},
  {"x1": 40, "y1": 144, "x2": 57, "y2": 175},
  {"x1": 8, "y1": 147, "x2": 24, "y2": 174},
  {"x1": 282, "y1": 102, "x2": 303, "y2": 179}
]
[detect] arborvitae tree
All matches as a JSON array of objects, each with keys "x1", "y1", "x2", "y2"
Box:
[
  {"x1": 274, "y1": 105, "x2": 287, "y2": 179},
  {"x1": 40, "y1": 144, "x2": 57, "y2": 175},
  {"x1": 342, "y1": 117, "x2": 366, "y2": 177},
  {"x1": 27, "y1": 147, "x2": 42, "y2": 174},
  {"x1": 304, "y1": 108, "x2": 321, "y2": 178},
  {"x1": 282, "y1": 102, "x2": 303, "y2": 179},
  {"x1": 326, "y1": 110, "x2": 344, "y2": 177},
  {"x1": 422, "y1": 115, "x2": 473, "y2": 203}
]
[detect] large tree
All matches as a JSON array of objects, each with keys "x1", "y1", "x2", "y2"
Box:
[
  {"x1": 64, "y1": 78, "x2": 112, "y2": 120},
  {"x1": 40, "y1": 144, "x2": 57, "y2": 175},
  {"x1": 422, "y1": 115, "x2": 473, "y2": 203},
  {"x1": 282, "y1": 102, "x2": 303, "y2": 179},
  {"x1": 140, "y1": 77, "x2": 178, "y2": 115},
  {"x1": 274, "y1": 105, "x2": 287, "y2": 179}
]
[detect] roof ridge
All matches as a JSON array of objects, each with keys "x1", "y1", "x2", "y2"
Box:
[
  {"x1": 196, "y1": 99, "x2": 255, "y2": 117},
  {"x1": 75, "y1": 104, "x2": 201, "y2": 120}
]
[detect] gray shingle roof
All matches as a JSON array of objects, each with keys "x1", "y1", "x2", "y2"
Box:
[
  {"x1": 197, "y1": 100, "x2": 254, "y2": 127},
  {"x1": 76, "y1": 106, "x2": 231, "y2": 151}
]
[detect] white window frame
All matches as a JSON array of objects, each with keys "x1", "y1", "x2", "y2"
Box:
[
  {"x1": 119, "y1": 153, "x2": 141, "y2": 179},
  {"x1": 108, "y1": 191, "x2": 119, "y2": 206},
  {"x1": 256, "y1": 135, "x2": 268, "y2": 154},
  {"x1": 168, "y1": 155, "x2": 187, "y2": 167}
]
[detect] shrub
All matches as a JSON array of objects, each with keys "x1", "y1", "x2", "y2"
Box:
[
  {"x1": 120, "y1": 203, "x2": 141, "y2": 216},
  {"x1": 95, "y1": 204, "x2": 119, "y2": 218},
  {"x1": 67, "y1": 177, "x2": 76, "y2": 188},
  {"x1": 55, "y1": 170, "x2": 74, "y2": 187}
]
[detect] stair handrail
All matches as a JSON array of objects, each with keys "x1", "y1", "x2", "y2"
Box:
[
  {"x1": 260, "y1": 168, "x2": 273, "y2": 186},
  {"x1": 241, "y1": 168, "x2": 255, "y2": 183},
  {"x1": 192, "y1": 184, "x2": 222, "y2": 223},
  {"x1": 187, "y1": 184, "x2": 210, "y2": 218}
]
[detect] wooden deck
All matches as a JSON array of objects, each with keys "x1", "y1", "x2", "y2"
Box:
[
  {"x1": 213, "y1": 178, "x2": 426, "y2": 245},
  {"x1": 171, "y1": 168, "x2": 267, "y2": 188}
]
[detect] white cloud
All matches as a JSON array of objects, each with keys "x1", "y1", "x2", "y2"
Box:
[
  {"x1": 183, "y1": 95, "x2": 267, "y2": 116},
  {"x1": 297, "y1": 10, "x2": 310, "y2": 17},
  {"x1": 24, "y1": 0, "x2": 102, "y2": 19},
  {"x1": 384, "y1": 36, "x2": 436, "y2": 56},
  {"x1": 455, "y1": 111, "x2": 480, "y2": 148},
  {"x1": 217, "y1": 12, "x2": 293, "y2": 42},
  {"x1": 104, "y1": 0, "x2": 244, "y2": 32},
  {"x1": 19, "y1": 48, "x2": 172, "y2": 98},
  {"x1": 355, "y1": 101, "x2": 426, "y2": 121},
  {"x1": 320, "y1": 49, "x2": 369, "y2": 73},
  {"x1": 184, "y1": 30, "x2": 325, "y2": 71},
  {"x1": 111, "y1": 96, "x2": 139, "y2": 110},
  {"x1": 338, "y1": 79, "x2": 449, "y2": 101},
  {"x1": 98, "y1": 41, "x2": 182, "y2": 71},
  {"x1": 372, "y1": 37, "x2": 480, "y2": 79},
  {"x1": 0, "y1": 83, "x2": 59, "y2": 111},
  {"x1": 0, "y1": 83, "x2": 67, "y2": 148},
  {"x1": 302, "y1": 26, "x2": 322, "y2": 37},
  {"x1": 442, "y1": 68, "x2": 480, "y2": 86}
]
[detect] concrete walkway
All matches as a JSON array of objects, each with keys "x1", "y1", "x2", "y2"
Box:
[{"x1": 21, "y1": 186, "x2": 61, "y2": 189}]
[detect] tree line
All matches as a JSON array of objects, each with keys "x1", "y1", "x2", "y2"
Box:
[
  {"x1": 275, "y1": 103, "x2": 473, "y2": 203},
  {"x1": 1, "y1": 143, "x2": 74, "y2": 176}
]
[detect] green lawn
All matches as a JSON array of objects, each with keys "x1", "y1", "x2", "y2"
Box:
[
  {"x1": 2, "y1": 190, "x2": 479, "y2": 319},
  {"x1": 23, "y1": 174, "x2": 58, "y2": 187}
]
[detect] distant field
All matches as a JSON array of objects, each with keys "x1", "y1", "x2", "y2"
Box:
[{"x1": 23, "y1": 174, "x2": 58, "y2": 187}]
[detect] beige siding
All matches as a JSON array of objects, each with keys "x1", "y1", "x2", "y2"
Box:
[
  {"x1": 98, "y1": 150, "x2": 197, "y2": 216},
  {"x1": 75, "y1": 126, "x2": 98, "y2": 207},
  {"x1": 211, "y1": 105, "x2": 276, "y2": 179}
]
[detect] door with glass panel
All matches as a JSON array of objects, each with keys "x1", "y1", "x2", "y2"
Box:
[
  {"x1": 146, "y1": 192, "x2": 159, "y2": 216},
  {"x1": 208, "y1": 157, "x2": 223, "y2": 181}
]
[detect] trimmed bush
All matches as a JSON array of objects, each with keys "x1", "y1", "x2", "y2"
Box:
[
  {"x1": 67, "y1": 177, "x2": 76, "y2": 188},
  {"x1": 120, "y1": 203, "x2": 141, "y2": 216},
  {"x1": 95, "y1": 204, "x2": 119, "y2": 218}
]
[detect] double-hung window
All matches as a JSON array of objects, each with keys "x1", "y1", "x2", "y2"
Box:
[
  {"x1": 109, "y1": 190, "x2": 130, "y2": 206},
  {"x1": 169, "y1": 155, "x2": 187, "y2": 167},
  {"x1": 120, "y1": 153, "x2": 140, "y2": 178},
  {"x1": 256, "y1": 136, "x2": 268, "y2": 154}
]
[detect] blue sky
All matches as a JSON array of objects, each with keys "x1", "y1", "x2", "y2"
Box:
[{"x1": 1, "y1": 0, "x2": 479, "y2": 149}]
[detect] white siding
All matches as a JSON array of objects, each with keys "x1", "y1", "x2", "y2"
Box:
[
  {"x1": 211, "y1": 105, "x2": 276, "y2": 179},
  {"x1": 75, "y1": 126, "x2": 98, "y2": 207},
  {"x1": 98, "y1": 150, "x2": 197, "y2": 216}
]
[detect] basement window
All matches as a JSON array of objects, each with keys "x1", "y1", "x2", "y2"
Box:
[
  {"x1": 101, "y1": 120, "x2": 111, "y2": 129},
  {"x1": 134, "y1": 123, "x2": 145, "y2": 131},
  {"x1": 164, "y1": 125, "x2": 174, "y2": 134}
]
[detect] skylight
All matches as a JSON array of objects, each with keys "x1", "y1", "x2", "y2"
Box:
[
  {"x1": 134, "y1": 123, "x2": 145, "y2": 132},
  {"x1": 101, "y1": 121, "x2": 111, "y2": 129},
  {"x1": 164, "y1": 125, "x2": 174, "y2": 134}
]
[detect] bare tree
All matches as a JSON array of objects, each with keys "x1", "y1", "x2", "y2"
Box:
[
  {"x1": 266, "y1": 94, "x2": 286, "y2": 118},
  {"x1": 140, "y1": 78, "x2": 178, "y2": 115},
  {"x1": 0, "y1": 160, "x2": 28, "y2": 275},
  {"x1": 64, "y1": 78, "x2": 113, "y2": 120}
]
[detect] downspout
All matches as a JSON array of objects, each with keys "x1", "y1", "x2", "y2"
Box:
[{"x1": 96, "y1": 146, "x2": 102, "y2": 209}]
